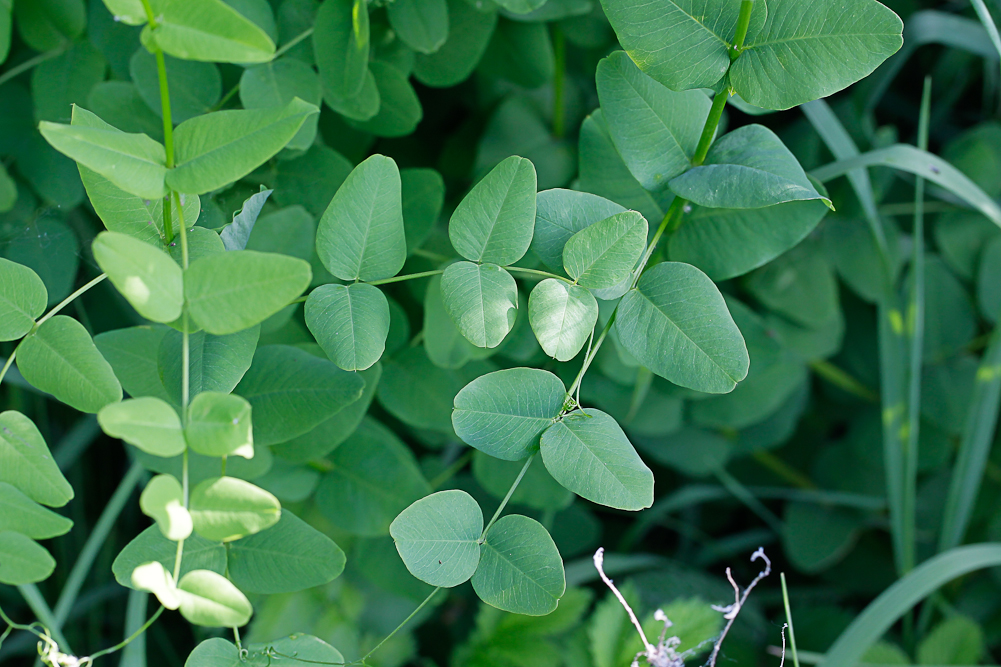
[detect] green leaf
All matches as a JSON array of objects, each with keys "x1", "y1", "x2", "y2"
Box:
[
  {"x1": 30, "y1": 41, "x2": 106, "y2": 124},
  {"x1": 235, "y1": 345, "x2": 364, "y2": 446},
  {"x1": 177, "y1": 569, "x2": 253, "y2": 628},
  {"x1": 0, "y1": 482, "x2": 72, "y2": 539},
  {"x1": 167, "y1": 99, "x2": 319, "y2": 195},
  {"x1": 378, "y1": 348, "x2": 487, "y2": 432},
  {"x1": 220, "y1": 189, "x2": 272, "y2": 252},
  {"x1": 316, "y1": 154, "x2": 406, "y2": 282},
  {"x1": 227, "y1": 510, "x2": 345, "y2": 594},
  {"x1": 595, "y1": 51, "x2": 711, "y2": 190},
  {"x1": 190, "y1": 476, "x2": 281, "y2": 542},
  {"x1": 730, "y1": 0, "x2": 904, "y2": 110},
  {"x1": 402, "y1": 167, "x2": 445, "y2": 253},
  {"x1": 532, "y1": 189, "x2": 627, "y2": 274},
  {"x1": 39, "y1": 106, "x2": 167, "y2": 200},
  {"x1": 140, "y1": 473, "x2": 193, "y2": 542},
  {"x1": 185, "y1": 250, "x2": 311, "y2": 336},
  {"x1": 0, "y1": 411, "x2": 72, "y2": 507},
  {"x1": 314, "y1": 0, "x2": 369, "y2": 99},
  {"x1": 668, "y1": 196, "x2": 830, "y2": 281},
  {"x1": 0, "y1": 531, "x2": 55, "y2": 585},
  {"x1": 131, "y1": 560, "x2": 181, "y2": 610},
  {"x1": 147, "y1": 0, "x2": 276, "y2": 64},
  {"x1": 186, "y1": 636, "x2": 344, "y2": 667},
  {"x1": 452, "y1": 367, "x2": 566, "y2": 460},
  {"x1": 472, "y1": 451, "x2": 573, "y2": 511},
  {"x1": 424, "y1": 274, "x2": 496, "y2": 369},
  {"x1": 101, "y1": 0, "x2": 146, "y2": 25},
  {"x1": 130, "y1": 50, "x2": 221, "y2": 125},
  {"x1": 95, "y1": 327, "x2": 172, "y2": 402},
  {"x1": 271, "y1": 363, "x2": 380, "y2": 463},
  {"x1": 449, "y1": 155, "x2": 537, "y2": 265},
  {"x1": 315, "y1": 418, "x2": 430, "y2": 535},
  {"x1": 782, "y1": 502, "x2": 859, "y2": 573},
  {"x1": 540, "y1": 409, "x2": 653, "y2": 510},
  {"x1": 441, "y1": 262, "x2": 518, "y2": 348},
  {"x1": 615, "y1": 262, "x2": 748, "y2": 393},
  {"x1": 917, "y1": 616, "x2": 985, "y2": 665},
  {"x1": 471, "y1": 514, "x2": 565, "y2": 615},
  {"x1": 478, "y1": 17, "x2": 554, "y2": 89},
  {"x1": 0, "y1": 257, "x2": 46, "y2": 341},
  {"x1": 322, "y1": 66, "x2": 380, "y2": 122},
  {"x1": 387, "y1": 0, "x2": 448, "y2": 54},
  {"x1": 528, "y1": 279, "x2": 598, "y2": 362},
  {"x1": 670, "y1": 125, "x2": 832, "y2": 209},
  {"x1": 113, "y1": 526, "x2": 226, "y2": 590},
  {"x1": 98, "y1": 397, "x2": 186, "y2": 458},
  {"x1": 563, "y1": 211, "x2": 647, "y2": 289},
  {"x1": 414, "y1": 0, "x2": 497, "y2": 88},
  {"x1": 158, "y1": 327, "x2": 260, "y2": 407},
  {"x1": 0, "y1": 163, "x2": 15, "y2": 213},
  {"x1": 599, "y1": 0, "x2": 741, "y2": 92},
  {"x1": 185, "y1": 392, "x2": 254, "y2": 459},
  {"x1": 347, "y1": 61, "x2": 422, "y2": 138},
  {"x1": 305, "y1": 283, "x2": 390, "y2": 372},
  {"x1": 390, "y1": 489, "x2": 483, "y2": 587},
  {"x1": 92, "y1": 231, "x2": 183, "y2": 323},
  {"x1": 239, "y1": 59, "x2": 321, "y2": 152},
  {"x1": 18, "y1": 315, "x2": 123, "y2": 413}
]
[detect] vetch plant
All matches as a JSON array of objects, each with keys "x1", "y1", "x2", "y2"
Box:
[{"x1": 3, "y1": 0, "x2": 1001, "y2": 665}]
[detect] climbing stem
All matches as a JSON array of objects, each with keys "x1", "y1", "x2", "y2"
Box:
[
  {"x1": 731, "y1": 0, "x2": 756, "y2": 53},
  {"x1": 481, "y1": 454, "x2": 536, "y2": 540},
  {"x1": 89, "y1": 607, "x2": 165, "y2": 661},
  {"x1": 353, "y1": 588, "x2": 440, "y2": 665},
  {"x1": 693, "y1": 91, "x2": 728, "y2": 166}
]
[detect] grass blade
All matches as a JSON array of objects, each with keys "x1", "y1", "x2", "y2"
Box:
[{"x1": 970, "y1": 0, "x2": 1001, "y2": 66}]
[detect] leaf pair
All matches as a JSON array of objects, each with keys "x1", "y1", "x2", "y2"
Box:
[
  {"x1": 132, "y1": 561, "x2": 253, "y2": 628},
  {"x1": 451, "y1": 368, "x2": 655, "y2": 510},
  {"x1": 601, "y1": 0, "x2": 903, "y2": 110},
  {"x1": 390, "y1": 490, "x2": 565, "y2": 616}
]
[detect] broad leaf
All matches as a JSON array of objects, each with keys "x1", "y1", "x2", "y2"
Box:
[
  {"x1": 189, "y1": 476, "x2": 281, "y2": 542},
  {"x1": 348, "y1": 61, "x2": 423, "y2": 138},
  {"x1": 185, "y1": 250, "x2": 311, "y2": 335},
  {"x1": 130, "y1": 50, "x2": 222, "y2": 124},
  {"x1": 668, "y1": 196, "x2": 830, "y2": 281},
  {"x1": 186, "y1": 636, "x2": 343, "y2": 667},
  {"x1": 220, "y1": 189, "x2": 272, "y2": 252},
  {"x1": 540, "y1": 409, "x2": 654, "y2": 510},
  {"x1": 390, "y1": 489, "x2": 483, "y2": 588},
  {"x1": 313, "y1": 0, "x2": 369, "y2": 99},
  {"x1": 92, "y1": 231, "x2": 183, "y2": 323},
  {"x1": 599, "y1": 0, "x2": 744, "y2": 91},
  {"x1": 0, "y1": 483, "x2": 73, "y2": 539},
  {"x1": 449, "y1": 155, "x2": 537, "y2": 265},
  {"x1": 98, "y1": 397, "x2": 186, "y2": 457},
  {"x1": 239, "y1": 59, "x2": 321, "y2": 152},
  {"x1": 315, "y1": 418, "x2": 430, "y2": 535},
  {"x1": 140, "y1": 473, "x2": 192, "y2": 541},
  {"x1": 18, "y1": 315, "x2": 123, "y2": 413},
  {"x1": 101, "y1": 0, "x2": 146, "y2": 25},
  {"x1": 184, "y1": 392, "x2": 253, "y2": 459},
  {"x1": 532, "y1": 189, "x2": 627, "y2": 274},
  {"x1": 596, "y1": 51, "x2": 711, "y2": 190},
  {"x1": 424, "y1": 274, "x2": 495, "y2": 369},
  {"x1": 227, "y1": 510, "x2": 345, "y2": 594},
  {"x1": 0, "y1": 531, "x2": 55, "y2": 585},
  {"x1": 0, "y1": 257, "x2": 46, "y2": 341},
  {"x1": 305, "y1": 282, "x2": 390, "y2": 372},
  {"x1": 95, "y1": 327, "x2": 172, "y2": 402},
  {"x1": 167, "y1": 99, "x2": 319, "y2": 195},
  {"x1": 413, "y1": 0, "x2": 497, "y2": 88},
  {"x1": 158, "y1": 327, "x2": 260, "y2": 407},
  {"x1": 729, "y1": 0, "x2": 903, "y2": 110},
  {"x1": 387, "y1": 0, "x2": 448, "y2": 54},
  {"x1": 132, "y1": 561, "x2": 181, "y2": 610},
  {"x1": 401, "y1": 167, "x2": 445, "y2": 252},
  {"x1": 471, "y1": 514, "x2": 565, "y2": 615},
  {"x1": 39, "y1": 105, "x2": 167, "y2": 200},
  {"x1": 177, "y1": 569, "x2": 253, "y2": 627},
  {"x1": 563, "y1": 211, "x2": 647, "y2": 289},
  {"x1": 147, "y1": 0, "x2": 276, "y2": 64},
  {"x1": 315, "y1": 154, "x2": 407, "y2": 282},
  {"x1": 616, "y1": 262, "x2": 748, "y2": 393},
  {"x1": 234, "y1": 345, "x2": 364, "y2": 446},
  {"x1": 0, "y1": 411, "x2": 73, "y2": 507},
  {"x1": 528, "y1": 279, "x2": 598, "y2": 362},
  {"x1": 113, "y1": 526, "x2": 226, "y2": 589},
  {"x1": 452, "y1": 367, "x2": 566, "y2": 460},
  {"x1": 440, "y1": 262, "x2": 518, "y2": 348},
  {"x1": 669, "y1": 125, "x2": 832, "y2": 209}
]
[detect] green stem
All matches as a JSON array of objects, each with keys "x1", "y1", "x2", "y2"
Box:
[
  {"x1": 16, "y1": 586, "x2": 71, "y2": 654},
  {"x1": 809, "y1": 359, "x2": 878, "y2": 402},
  {"x1": 731, "y1": 0, "x2": 755, "y2": 54},
  {"x1": 212, "y1": 83, "x2": 241, "y2": 112},
  {"x1": 638, "y1": 197, "x2": 687, "y2": 277},
  {"x1": 715, "y1": 467, "x2": 783, "y2": 533},
  {"x1": 751, "y1": 450, "x2": 816, "y2": 490},
  {"x1": 780, "y1": 573, "x2": 801, "y2": 667},
  {"x1": 356, "y1": 588, "x2": 440, "y2": 665},
  {"x1": 567, "y1": 313, "x2": 614, "y2": 398},
  {"x1": 0, "y1": 47, "x2": 67, "y2": 90},
  {"x1": 141, "y1": 0, "x2": 176, "y2": 244},
  {"x1": 552, "y1": 25, "x2": 566, "y2": 139},
  {"x1": 89, "y1": 606, "x2": 165, "y2": 661},
  {"x1": 429, "y1": 451, "x2": 473, "y2": 490},
  {"x1": 274, "y1": 26, "x2": 315, "y2": 58},
  {"x1": 506, "y1": 266, "x2": 571, "y2": 283},
  {"x1": 367, "y1": 269, "x2": 444, "y2": 286},
  {"x1": 52, "y1": 462, "x2": 145, "y2": 628},
  {"x1": 480, "y1": 454, "x2": 536, "y2": 540},
  {"x1": 692, "y1": 91, "x2": 728, "y2": 166}
]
